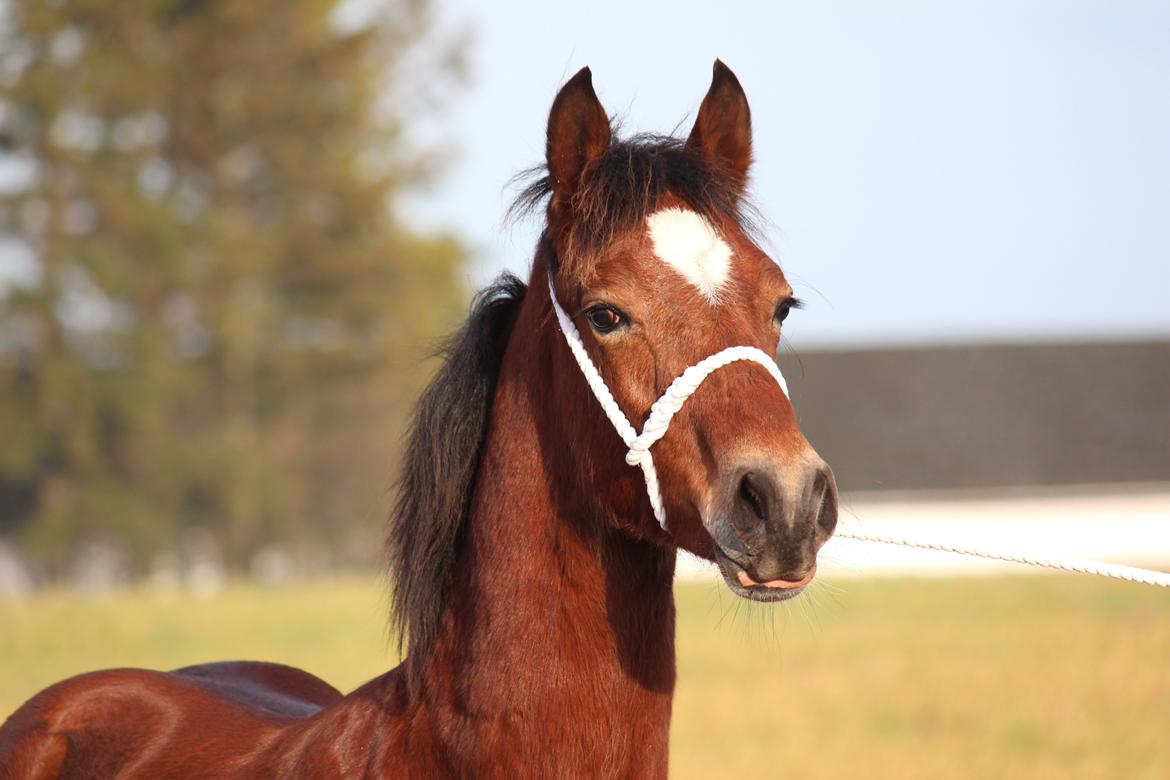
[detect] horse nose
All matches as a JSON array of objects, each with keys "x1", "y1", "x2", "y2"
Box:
[{"x1": 725, "y1": 460, "x2": 838, "y2": 577}]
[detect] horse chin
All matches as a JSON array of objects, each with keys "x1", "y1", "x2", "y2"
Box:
[{"x1": 710, "y1": 545, "x2": 813, "y2": 603}]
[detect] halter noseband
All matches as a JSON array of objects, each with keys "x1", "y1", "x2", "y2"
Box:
[{"x1": 546, "y1": 258, "x2": 790, "y2": 529}]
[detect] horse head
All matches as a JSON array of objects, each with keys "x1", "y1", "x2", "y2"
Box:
[{"x1": 537, "y1": 62, "x2": 838, "y2": 601}]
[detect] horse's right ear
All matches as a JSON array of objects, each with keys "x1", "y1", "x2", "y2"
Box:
[{"x1": 546, "y1": 67, "x2": 611, "y2": 221}]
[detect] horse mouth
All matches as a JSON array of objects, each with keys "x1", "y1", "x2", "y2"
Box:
[{"x1": 712, "y1": 545, "x2": 815, "y2": 602}]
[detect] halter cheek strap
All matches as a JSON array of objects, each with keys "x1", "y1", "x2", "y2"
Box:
[{"x1": 547, "y1": 268, "x2": 790, "y2": 528}]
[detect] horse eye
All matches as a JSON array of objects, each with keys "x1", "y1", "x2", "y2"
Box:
[
  {"x1": 774, "y1": 297, "x2": 802, "y2": 325},
  {"x1": 585, "y1": 305, "x2": 624, "y2": 334}
]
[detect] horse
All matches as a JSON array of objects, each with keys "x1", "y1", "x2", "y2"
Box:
[{"x1": 0, "y1": 60, "x2": 838, "y2": 779}]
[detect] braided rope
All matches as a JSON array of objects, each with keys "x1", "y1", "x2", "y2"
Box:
[
  {"x1": 625, "y1": 348, "x2": 788, "y2": 467},
  {"x1": 547, "y1": 271, "x2": 788, "y2": 527},
  {"x1": 546, "y1": 273, "x2": 639, "y2": 447},
  {"x1": 834, "y1": 528, "x2": 1170, "y2": 587}
]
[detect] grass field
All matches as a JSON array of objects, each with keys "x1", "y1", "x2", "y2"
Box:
[{"x1": 2, "y1": 575, "x2": 1168, "y2": 778}]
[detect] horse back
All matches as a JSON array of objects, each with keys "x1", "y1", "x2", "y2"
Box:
[{"x1": 174, "y1": 660, "x2": 343, "y2": 715}]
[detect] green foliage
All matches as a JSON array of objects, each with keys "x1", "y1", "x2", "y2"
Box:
[{"x1": 0, "y1": 0, "x2": 469, "y2": 576}]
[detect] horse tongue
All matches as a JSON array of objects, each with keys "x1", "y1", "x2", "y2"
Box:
[{"x1": 736, "y1": 569, "x2": 813, "y2": 589}]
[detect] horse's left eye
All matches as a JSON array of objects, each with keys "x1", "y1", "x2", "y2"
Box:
[
  {"x1": 585, "y1": 305, "x2": 624, "y2": 334},
  {"x1": 774, "y1": 297, "x2": 802, "y2": 325}
]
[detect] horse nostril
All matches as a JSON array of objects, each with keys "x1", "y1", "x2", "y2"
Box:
[
  {"x1": 812, "y1": 466, "x2": 839, "y2": 537},
  {"x1": 736, "y1": 471, "x2": 769, "y2": 526}
]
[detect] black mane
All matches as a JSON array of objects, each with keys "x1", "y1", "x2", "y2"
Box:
[
  {"x1": 509, "y1": 132, "x2": 758, "y2": 278},
  {"x1": 388, "y1": 273, "x2": 526, "y2": 694}
]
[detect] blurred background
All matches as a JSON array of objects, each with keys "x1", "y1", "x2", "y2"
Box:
[{"x1": 1, "y1": 0, "x2": 1167, "y2": 777}]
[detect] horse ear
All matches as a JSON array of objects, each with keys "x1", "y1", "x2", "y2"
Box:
[
  {"x1": 546, "y1": 67, "x2": 611, "y2": 216},
  {"x1": 687, "y1": 59, "x2": 752, "y2": 187}
]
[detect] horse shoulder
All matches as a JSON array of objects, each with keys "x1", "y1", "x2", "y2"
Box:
[{"x1": 243, "y1": 666, "x2": 454, "y2": 778}]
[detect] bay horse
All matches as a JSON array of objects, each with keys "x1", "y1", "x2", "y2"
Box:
[{"x1": 0, "y1": 61, "x2": 838, "y2": 779}]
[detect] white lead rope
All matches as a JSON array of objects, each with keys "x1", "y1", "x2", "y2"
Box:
[
  {"x1": 548, "y1": 268, "x2": 1170, "y2": 588},
  {"x1": 833, "y1": 528, "x2": 1170, "y2": 587}
]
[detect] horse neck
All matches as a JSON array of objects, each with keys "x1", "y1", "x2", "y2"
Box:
[{"x1": 416, "y1": 256, "x2": 677, "y2": 772}]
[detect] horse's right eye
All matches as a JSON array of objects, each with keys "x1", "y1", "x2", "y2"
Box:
[
  {"x1": 773, "y1": 297, "x2": 803, "y2": 326},
  {"x1": 585, "y1": 305, "x2": 624, "y2": 334}
]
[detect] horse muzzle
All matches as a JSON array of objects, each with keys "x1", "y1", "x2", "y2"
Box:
[{"x1": 706, "y1": 456, "x2": 839, "y2": 602}]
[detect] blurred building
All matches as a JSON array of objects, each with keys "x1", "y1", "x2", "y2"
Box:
[{"x1": 779, "y1": 339, "x2": 1170, "y2": 493}]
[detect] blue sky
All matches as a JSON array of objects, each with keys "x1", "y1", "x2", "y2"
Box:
[{"x1": 400, "y1": 0, "x2": 1170, "y2": 347}]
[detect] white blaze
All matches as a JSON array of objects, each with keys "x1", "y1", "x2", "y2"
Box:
[{"x1": 646, "y1": 207, "x2": 732, "y2": 304}]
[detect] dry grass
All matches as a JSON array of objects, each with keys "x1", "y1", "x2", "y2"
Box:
[
  {"x1": 0, "y1": 577, "x2": 395, "y2": 713},
  {"x1": 2, "y1": 575, "x2": 1167, "y2": 778},
  {"x1": 672, "y1": 576, "x2": 1170, "y2": 779}
]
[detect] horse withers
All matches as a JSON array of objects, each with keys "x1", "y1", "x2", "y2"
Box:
[{"x1": 0, "y1": 60, "x2": 837, "y2": 779}]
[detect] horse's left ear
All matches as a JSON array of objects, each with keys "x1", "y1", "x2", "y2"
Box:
[{"x1": 687, "y1": 59, "x2": 753, "y2": 188}]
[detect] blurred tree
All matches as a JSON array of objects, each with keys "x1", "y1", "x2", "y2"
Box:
[{"x1": 0, "y1": 0, "x2": 469, "y2": 577}]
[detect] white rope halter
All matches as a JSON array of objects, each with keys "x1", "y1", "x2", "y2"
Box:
[
  {"x1": 546, "y1": 263, "x2": 1170, "y2": 589},
  {"x1": 547, "y1": 268, "x2": 789, "y2": 528}
]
